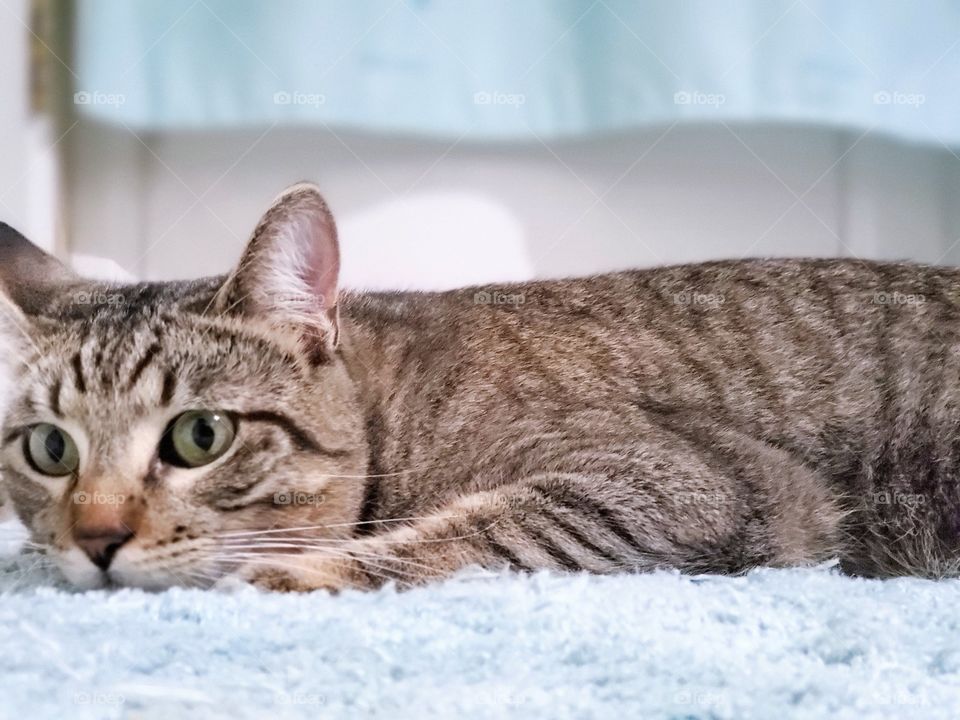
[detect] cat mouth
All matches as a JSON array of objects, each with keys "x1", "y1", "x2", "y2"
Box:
[
  {"x1": 57, "y1": 533, "x2": 312, "y2": 591},
  {"x1": 99, "y1": 573, "x2": 123, "y2": 590},
  {"x1": 95, "y1": 567, "x2": 217, "y2": 591},
  {"x1": 98, "y1": 548, "x2": 306, "y2": 590},
  {"x1": 90, "y1": 568, "x2": 168, "y2": 591}
]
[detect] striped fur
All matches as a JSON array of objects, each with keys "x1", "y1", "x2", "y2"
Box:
[{"x1": 1, "y1": 185, "x2": 959, "y2": 592}]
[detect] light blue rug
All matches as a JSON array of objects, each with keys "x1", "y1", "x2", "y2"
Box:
[{"x1": 1, "y1": 522, "x2": 959, "y2": 720}]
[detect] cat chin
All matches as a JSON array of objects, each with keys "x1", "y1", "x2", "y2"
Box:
[
  {"x1": 104, "y1": 567, "x2": 192, "y2": 591},
  {"x1": 55, "y1": 546, "x2": 210, "y2": 591},
  {"x1": 56, "y1": 547, "x2": 109, "y2": 590}
]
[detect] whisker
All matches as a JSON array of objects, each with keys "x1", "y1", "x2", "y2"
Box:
[
  {"x1": 213, "y1": 545, "x2": 442, "y2": 574},
  {"x1": 220, "y1": 554, "x2": 409, "y2": 588},
  {"x1": 17, "y1": 543, "x2": 49, "y2": 552},
  {"x1": 181, "y1": 568, "x2": 223, "y2": 588},
  {"x1": 215, "y1": 513, "x2": 466, "y2": 538},
  {"x1": 211, "y1": 539, "x2": 442, "y2": 581},
  {"x1": 218, "y1": 517, "x2": 502, "y2": 548},
  {"x1": 318, "y1": 468, "x2": 431, "y2": 480}
]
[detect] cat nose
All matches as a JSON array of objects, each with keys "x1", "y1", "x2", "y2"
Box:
[{"x1": 74, "y1": 526, "x2": 134, "y2": 571}]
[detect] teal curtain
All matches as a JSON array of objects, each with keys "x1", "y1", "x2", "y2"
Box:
[{"x1": 74, "y1": 0, "x2": 960, "y2": 144}]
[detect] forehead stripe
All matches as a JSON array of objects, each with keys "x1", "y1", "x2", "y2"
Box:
[
  {"x1": 70, "y1": 352, "x2": 86, "y2": 394},
  {"x1": 127, "y1": 342, "x2": 162, "y2": 389},
  {"x1": 236, "y1": 410, "x2": 351, "y2": 458},
  {"x1": 160, "y1": 371, "x2": 177, "y2": 406},
  {"x1": 48, "y1": 379, "x2": 62, "y2": 416}
]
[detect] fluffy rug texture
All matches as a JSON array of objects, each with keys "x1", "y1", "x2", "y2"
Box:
[{"x1": 1, "y1": 522, "x2": 959, "y2": 720}]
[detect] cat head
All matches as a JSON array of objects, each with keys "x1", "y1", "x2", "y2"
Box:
[{"x1": 0, "y1": 183, "x2": 368, "y2": 589}]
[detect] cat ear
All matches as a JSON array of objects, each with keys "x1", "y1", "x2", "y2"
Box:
[
  {"x1": 0, "y1": 222, "x2": 78, "y2": 315},
  {"x1": 0, "y1": 224, "x2": 78, "y2": 364},
  {"x1": 0, "y1": 283, "x2": 32, "y2": 359},
  {"x1": 214, "y1": 183, "x2": 341, "y2": 357}
]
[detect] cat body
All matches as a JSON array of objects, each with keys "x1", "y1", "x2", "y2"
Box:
[{"x1": 0, "y1": 184, "x2": 957, "y2": 591}]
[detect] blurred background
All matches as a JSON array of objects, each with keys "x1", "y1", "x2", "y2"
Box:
[{"x1": 3, "y1": 0, "x2": 960, "y2": 290}]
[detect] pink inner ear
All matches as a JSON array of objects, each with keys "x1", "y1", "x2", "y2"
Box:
[{"x1": 299, "y1": 206, "x2": 340, "y2": 312}]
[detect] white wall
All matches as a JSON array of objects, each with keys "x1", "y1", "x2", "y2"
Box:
[
  {"x1": 0, "y1": 0, "x2": 60, "y2": 253},
  {"x1": 0, "y1": 0, "x2": 29, "y2": 523},
  {"x1": 0, "y1": 0, "x2": 31, "y2": 236},
  {"x1": 64, "y1": 121, "x2": 960, "y2": 290}
]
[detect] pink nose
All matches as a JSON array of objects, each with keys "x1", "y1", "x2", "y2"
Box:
[{"x1": 74, "y1": 527, "x2": 134, "y2": 571}]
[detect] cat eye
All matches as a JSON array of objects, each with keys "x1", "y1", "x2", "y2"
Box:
[
  {"x1": 160, "y1": 410, "x2": 236, "y2": 468},
  {"x1": 24, "y1": 423, "x2": 80, "y2": 476}
]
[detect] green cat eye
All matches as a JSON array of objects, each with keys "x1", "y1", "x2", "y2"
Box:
[
  {"x1": 24, "y1": 423, "x2": 80, "y2": 476},
  {"x1": 162, "y1": 410, "x2": 236, "y2": 468}
]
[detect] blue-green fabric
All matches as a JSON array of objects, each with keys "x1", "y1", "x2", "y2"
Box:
[{"x1": 74, "y1": 0, "x2": 960, "y2": 144}]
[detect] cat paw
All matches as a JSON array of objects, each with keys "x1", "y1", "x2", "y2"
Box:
[{"x1": 230, "y1": 554, "x2": 358, "y2": 593}]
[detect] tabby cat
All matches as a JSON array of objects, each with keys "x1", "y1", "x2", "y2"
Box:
[{"x1": 0, "y1": 183, "x2": 957, "y2": 592}]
